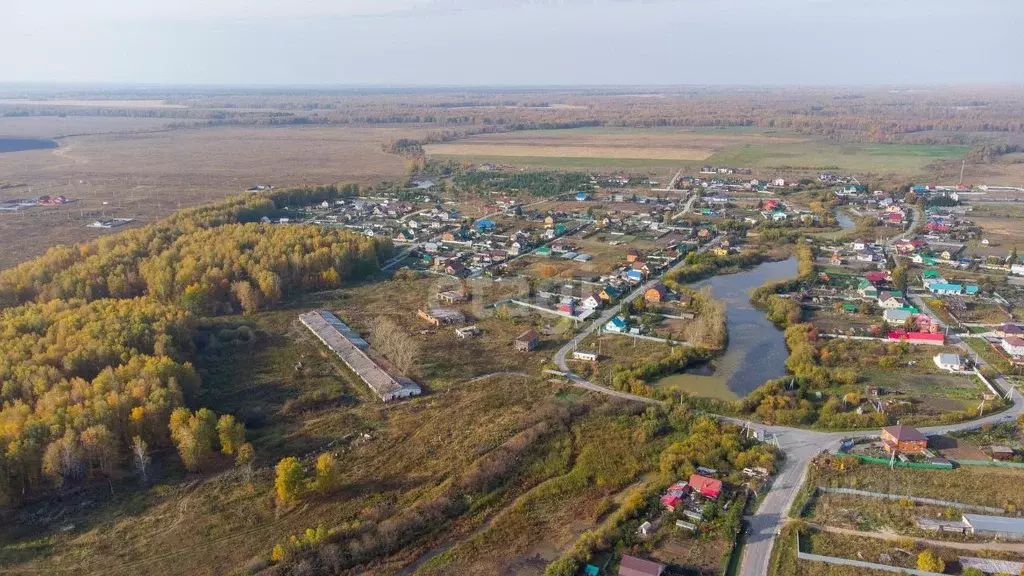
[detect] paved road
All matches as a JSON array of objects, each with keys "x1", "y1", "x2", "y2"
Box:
[
  {"x1": 883, "y1": 205, "x2": 921, "y2": 248},
  {"x1": 672, "y1": 192, "x2": 699, "y2": 220}
]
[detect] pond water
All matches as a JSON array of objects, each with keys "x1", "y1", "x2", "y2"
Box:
[
  {"x1": 836, "y1": 211, "x2": 856, "y2": 230},
  {"x1": 655, "y1": 257, "x2": 798, "y2": 400},
  {"x1": 0, "y1": 138, "x2": 58, "y2": 153}
]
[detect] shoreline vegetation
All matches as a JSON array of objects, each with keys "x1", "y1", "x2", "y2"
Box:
[{"x1": 614, "y1": 241, "x2": 1009, "y2": 430}]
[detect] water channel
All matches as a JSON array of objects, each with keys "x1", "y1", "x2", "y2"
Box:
[{"x1": 654, "y1": 257, "x2": 799, "y2": 400}]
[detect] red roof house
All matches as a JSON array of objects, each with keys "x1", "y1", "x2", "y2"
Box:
[
  {"x1": 888, "y1": 331, "x2": 945, "y2": 345},
  {"x1": 863, "y1": 271, "x2": 889, "y2": 284},
  {"x1": 660, "y1": 494, "x2": 682, "y2": 511},
  {"x1": 688, "y1": 474, "x2": 722, "y2": 499}
]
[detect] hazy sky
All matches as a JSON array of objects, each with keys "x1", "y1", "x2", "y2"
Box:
[{"x1": 4, "y1": 0, "x2": 1023, "y2": 85}]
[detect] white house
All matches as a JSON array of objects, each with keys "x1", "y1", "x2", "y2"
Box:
[
  {"x1": 877, "y1": 292, "x2": 903, "y2": 309},
  {"x1": 1001, "y1": 337, "x2": 1024, "y2": 358},
  {"x1": 851, "y1": 240, "x2": 868, "y2": 251},
  {"x1": 933, "y1": 353, "x2": 964, "y2": 372},
  {"x1": 883, "y1": 308, "x2": 914, "y2": 323},
  {"x1": 605, "y1": 316, "x2": 628, "y2": 333},
  {"x1": 572, "y1": 350, "x2": 599, "y2": 362},
  {"x1": 856, "y1": 251, "x2": 875, "y2": 263},
  {"x1": 581, "y1": 294, "x2": 603, "y2": 310},
  {"x1": 1011, "y1": 264, "x2": 1024, "y2": 276},
  {"x1": 773, "y1": 178, "x2": 786, "y2": 187}
]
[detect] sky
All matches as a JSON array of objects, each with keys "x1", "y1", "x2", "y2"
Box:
[{"x1": 3, "y1": 0, "x2": 1023, "y2": 86}]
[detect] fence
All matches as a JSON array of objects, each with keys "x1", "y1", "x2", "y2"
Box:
[
  {"x1": 844, "y1": 454, "x2": 952, "y2": 470},
  {"x1": 817, "y1": 487, "x2": 1003, "y2": 514},
  {"x1": 796, "y1": 531, "x2": 944, "y2": 576}
]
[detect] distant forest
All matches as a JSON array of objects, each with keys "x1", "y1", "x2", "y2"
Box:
[{"x1": 3, "y1": 87, "x2": 1024, "y2": 145}]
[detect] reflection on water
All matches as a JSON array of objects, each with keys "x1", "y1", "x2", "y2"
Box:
[
  {"x1": 655, "y1": 257, "x2": 798, "y2": 400},
  {"x1": 0, "y1": 138, "x2": 58, "y2": 153},
  {"x1": 836, "y1": 211, "x2": 856, "y2": 230}
]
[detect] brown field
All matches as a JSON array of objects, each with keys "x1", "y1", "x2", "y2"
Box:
[
  {"x1": 0, "y1": 124, "x2": 420, "y2": 269},
  {"x1": 965, "y1": 215, "x2": 1023, "y2": 257}
]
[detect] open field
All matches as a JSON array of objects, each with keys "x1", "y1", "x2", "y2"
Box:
[
  {"x1": 706, "y1": 143, "x2": 971, "y2": 175},
  {"x1": 0, "y1": 124, "x2": 418, "y2": 269},
  {"x1": 424, "y1": 127, "x2": 972, "y2": 179},
  {"x1": 0, "y1": 116, "x2": 177, "y2": 138}
]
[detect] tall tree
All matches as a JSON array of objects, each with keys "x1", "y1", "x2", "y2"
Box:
[
  {"x1": 216, "y1": 415, "x2": 246, "y2": 455},
  {"x1": 275, "y1": 457, "x2": 305, "y2": 504}
]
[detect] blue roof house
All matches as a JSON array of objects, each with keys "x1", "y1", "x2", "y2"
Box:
[{"x1": 605, "y1": 316, "x2": 628, "y2": 333}]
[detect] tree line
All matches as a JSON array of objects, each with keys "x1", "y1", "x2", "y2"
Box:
[{"x1": 0, "y1": 186, "x2": 389, "y2": 505}]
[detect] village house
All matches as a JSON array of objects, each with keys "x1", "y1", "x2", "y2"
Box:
[
  {"x1": 514, "y1": 330, "x2": 540, "y2": 352},
  {"x1": 605, "y1": 316, "x2": 628, "y2": 333},
  {"x1": 645, "y1": 283, "x2": 668, "y2": 303},
  {"x1": 582, "y1": 292, "x2": 604, "y2": 310},
  {"x1": 1001, "y1": 337, "x2": 1024, "y2": 358},
  {"x1": 877, "y1": 291, "x2": 904, "y2": 309},
  {"x1": 572, "y1": 350, "x2": 598, "y2": 362},
  {"x1": 618, "y1": 555, "x2": 666, "y2": 576},
  {"x1": 857, "y1": 279, "x2": 879, "y2": 298},
  {"x1": 881, "y1": 425, "x2": 928, "y2": 454},
  {"x1": 994, "y1": 324, "x2": 1024, "y2": 339},
  {"x1": 688, "y1": 474, "x2": 722, "y2": 499}
]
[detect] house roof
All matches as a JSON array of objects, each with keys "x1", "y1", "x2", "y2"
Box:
[
  {"x1": 516, "y1": 330, "x2": 540, "y2": 342},
  {"x1": 997, "y1": 324, "x2": 1024, "y2": 334},
  {"x1": 618, "y1": 555, "x2": 666, "y2": 576},
  {"x1": 647, "y1": 283, "x2": 668, "y2": 298},
  {"x1": 1004, "y1": 337, "x2": 1024, "y2": 348},
  {"x1": 935, "y1": 353, "x2": 962, "y2": 366},
  {"x1": 688, "y1": 474, "x2": 722, "y2": 495},
  {"x1": 608, "y1": 316, "x2": 627, "y2": 328},
  {"x1": 882, "y1": 425, "x2": 926, "y2": 443}
]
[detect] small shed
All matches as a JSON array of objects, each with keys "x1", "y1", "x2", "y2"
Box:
[
  {"x1": 990, "y1": 446, "x2": 1016, "y2": 461},
  {"x1": 514, "y1": 330, "x2": 540, "y2": 352},
  {"x1": 675, "y1": 519, "x2": 698, "y2": 533}
]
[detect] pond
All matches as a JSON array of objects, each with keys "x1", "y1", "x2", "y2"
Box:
[
  {"x1": 0, "y1": 138, "x2": 58, "y2": 153},
  {"x1": 836, "y1": 210, "x2": 856, "y2": 230},
  {"x1": 654, "y1": 257, "x2": 798, "y2": 400}
]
